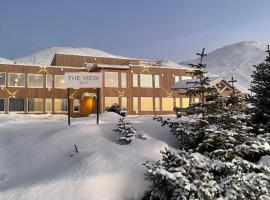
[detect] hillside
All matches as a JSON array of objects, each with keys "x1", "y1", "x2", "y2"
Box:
[{"x1": 181, "y1": 41, "x2": 268, "y2": 93}]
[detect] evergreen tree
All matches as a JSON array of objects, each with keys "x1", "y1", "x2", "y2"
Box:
[
  {"x1": 250, "y1": 45, "x2": 270, "y2": 134},
  {"x1": 113, "y1": 118, "x2": 136, "y2": 144}
]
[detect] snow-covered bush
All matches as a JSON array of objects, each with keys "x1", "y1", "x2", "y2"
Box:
[{"x1": 113, "y1": 118, "x2": 137, "y2": 144}]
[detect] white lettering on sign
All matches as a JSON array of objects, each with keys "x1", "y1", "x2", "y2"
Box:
[{"x1": 64, "y1": 72, "x2": 102, "y2": 88}]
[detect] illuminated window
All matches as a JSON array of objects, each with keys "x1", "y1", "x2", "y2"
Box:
[
  {"x1": 154, "y1": 75, "x2": 160, "y2": 88},
  {"x1": 54, "y1": 75, "x2": 66, "y2": 89},
  {"x1": 133, "y1": 97, "x2": 138, "y2": 112},
  {"x1": 140, "y1": 74, "x2": 153, "y2": 88},
  {"x1": 46, "y1": 99, "x2": 52, "y2": 112},
  {"x1": 28, "y1": 74, "x2": 43, "y2": 88},
  {"x1": 9, "y1": 98, "x2": 24, "y2": 112},
  {"x1": 73, "y1": 99, "x2": 80, "y2": 112},
  {"x1": 182, "y1": 98, "x2": 190, "y2": 108},
  {"x1": 0, "y1": 72, "x2": 6, "y2": 86},
  {"x1": 193, "y1": 98, "x2": 200, "y2": 103},
  {"x1": 121, "y1": 73, "x2": 127, "y2": 88},
  {"x1": 141, "y1": 97, "x2": 153, "y2": 111},
  {"x1": 46, "y1": 74, "x2": 53, "y2": 88},
  {"x1": 175, "y1": 98, "x2": 180, "y2": 107},
  {"x1": 133, "y1": 74, "x2": 138, "y2": 87},
  {"x1": 121, "y1": 97, "x2": 127, "y2": 111},
  {"x1": 0, "y1": 99, "x2": 4, "y2": 112},
  {"x1": 175, "y1": 76, "x2": 180, "y2": 83},
  {"x1": 105, "y1": 97, "x2": 119, "y2": 108},
  {"x1": 162, "y1": 98, "x2": 174, "y2": 111},
  {"x1": 181, "y1": 76, "x2": 192, "y2": 80},
  {"x1": 9, "y1": 73, "x2": 25, "y2": 87},
  {"x1": 155, "y1": 97, "x2": 160, "y2": 111},
  {"x1": 54, "y1": 99, "x2": 68, "y2": 112},
  {"x1": 105, "y1": 72, "x2": 118, "y2": 87},
  {"x1": 28, "y1": 98, "x2": 43, "y2": 112}
]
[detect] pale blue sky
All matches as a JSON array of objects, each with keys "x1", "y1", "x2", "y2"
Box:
[{"x1": 0, "y1": 0, "x2": 270, "y2": 61}]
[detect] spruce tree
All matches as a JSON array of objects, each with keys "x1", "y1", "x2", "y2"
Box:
[{"x1": 250, "y1": 45, "x2": 270, "y2": 134}]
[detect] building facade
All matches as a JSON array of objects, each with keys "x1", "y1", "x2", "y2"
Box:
[{"x1": 0, "y1": 54, "x2": 195, "y2": 116}]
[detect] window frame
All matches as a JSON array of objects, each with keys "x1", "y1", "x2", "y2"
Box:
[{"x1": 8, "y1": 73, "x2": 25, "y2": 88}]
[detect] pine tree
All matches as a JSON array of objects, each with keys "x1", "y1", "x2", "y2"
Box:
[
  {"x1": 113, "y1": 118, "x2": 136, "y2": 144},
  {"x1": 250, "y1": 45, "x2": 270, "y2": 134}
]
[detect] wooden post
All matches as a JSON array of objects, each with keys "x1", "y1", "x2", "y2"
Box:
[
  {"x1": 96, "y1": 88, "x2": 100, "y2": 124},
  {"x1": 67, "y1": 88, "x2": 71, "y2": 126}
]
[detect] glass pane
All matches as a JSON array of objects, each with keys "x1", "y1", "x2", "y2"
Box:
[
  {"x1": 175, "y1": 98, "x2": 180, "y2": 107},
  {"x1": 46, "y1": 99, "x2": 52, "y2": 112},
  {"x1": 133, "y1": 97, "x2": 138, "y2": 112},
  {"x1": 155, "y1": 97, "x2": 160, "y2": 111},
  {"x1": 0, "y1": 99, "x2": 4, "y2": 111},
  {"x1": 28, "y1": 98, "x2": 43, "y2": 112},
  {"x1": 55, "y1": 99, "x2": 68, "y2": 112},
  {"x1": 141, "y1": 97, "x2": 153, "y2": 111},
  {"x1": 154, "y1": 75, "x2": 160, "y2": 88},
  {"x1": 121, "y1": 97, "x2": 127, "y2": 111},
  {"x1": 9, "y1": 73, "x2": 25, "y2": 87},
  {"x1": 140, "y1": 74, "x2": 153, "y2": 88},
  {"x1": 182, "y1": 98, "x2": 190, "y2": 108},
  {"x1": 162, "y1": 98, "x2": 173, "y2": 111},
  {"x1": 121, "y1": 73, "x2": 127, "y2": 88},
  {"x1": 104, "y1": 72, "x2": 118, "y2": 87},
  {"x1": 104, "y1": 97, "x2": 119, "y2": 108},
  {"x1": 46, "y1": 74, "x2": 53, "y2": 88},
  {"x1": 54, "y1": 75, "x2": 66, "y2": 89},
  {"x1": 133, "y1": 74, "x2": 138, "y2": 87},
  {"x1": 28, "y1": 74, "x2": 43, "y2": 88},
  {"x1": 175, "y1": 76, "x2": 180, "y2": 83},
  {"x1": 73, "y1": 99, "x2": 80, "y2": 112},
  {"x1": 9, "y1": 98, "x2": 24, "y2": 112},
  {"x1": 0, "y1": 72, "x2": 5, "y2": 86}
]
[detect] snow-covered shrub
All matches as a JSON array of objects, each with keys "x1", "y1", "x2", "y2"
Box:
[{"x1": 113, "y1": 118, "x2": 137, "y2": 144}]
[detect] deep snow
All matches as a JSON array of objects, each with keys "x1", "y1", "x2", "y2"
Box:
[{"x1": 0, "y1": 113, "x2": 177, "y2": 200}]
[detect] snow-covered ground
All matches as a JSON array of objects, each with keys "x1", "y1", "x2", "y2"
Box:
[{"x1": 0, "y1": 113, "x2": 177, "y2": 200}]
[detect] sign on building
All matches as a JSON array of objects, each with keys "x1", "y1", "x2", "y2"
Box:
[{"x1": 64, "y1": 72, "x2": 102, "y2": 88}]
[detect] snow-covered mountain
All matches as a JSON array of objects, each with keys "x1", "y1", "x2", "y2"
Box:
[
  {"x1": 0, "y1": 57, "x2": 14, "y2": 64},
  {"x1": 181, "y1": 41, "x2": 268, "y2": 93},
  {"x1": 16, "y1": 47, "x2": 127, "y2": 65}
]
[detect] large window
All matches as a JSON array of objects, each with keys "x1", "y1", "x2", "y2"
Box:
[
  {"x1": 0, "y1": 99, "x2": 4, "y2": 112},
  {"x1": 104, "y1": 72, "x2": 118, "y2": 87},
  {"x1": 140, "y1": 74, "x2": 153, "y2": 88},
  {"x1": 121, "y1": 97, "x2": 127, "y2": 111},
  {"x1": 162, "y1": 98, "x2": 174, "y2": 111},
  {"x1": 133, "y1": 97, "x2": 138, "y2": 112},
  {"x1": 133, "y1": 74, "x2": 138, "y2": 87},
  {"x1": 9, "y1": 73, "x2": 25, "y2": 87},
  {"x1": 182, "y1": 98, "x2": 190, "y2": 108},
  {"x1": 46, "y1": 74, "x2": 53, "y2": 88},
  {"x1": 9, "y1": 98, "x2": 24, "y2": 112},
  {"x1": 54, "y1": 75, "x2": 66, "y2": 89},
  {"x1": 155, "y1": 97, "x2": 160, "y2": 111},
  {"x1": 141, "y1": 97, "x2": 153, "y2": 111},
  {"x1": 46, "y1": 99, "x2": 52, "y2": 113},
  {"x1": 73, "y1": 99, "x2": 80, "y2": 112},
  {"x1": 54, "y1": 99, "x2": 68, "y2": 112},
  {"x1": 28, "y1": 98, "x2": 43, "y2": 112},
  {"x1": 154, "y1": 75, "x2": 160, "y2": 88},
  {"x1": 0, "y1": 72, "x2": 6, "y2": 86},
  {"x1": 104, "y1": 97, "x2": 119, "y2": 109},
  {"x1": 121, "y1": 73, "x2": 127, "y2": 88},
  {"x1": 28, "y1": 74, "x2": 43, "y2": 88}
]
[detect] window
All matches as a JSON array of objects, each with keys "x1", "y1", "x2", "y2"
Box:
[
  {"x1": 9, "y1": 98, "x2": 24, "y2": 112},
  {"x1": 121, "y1": 73, "x2": 127, "y2": 88},
  {"x1": 54, "y1": 99, "x2": 68, "y2": 112},
  {"x1": 9, "y1": 73, "x2": 25, "y2": 87},
  {"x1": 155, "y1": 97, "x2": 160, "y2": 111},
  {"x1": 28, "y1": 98, "x2": 43, "y2": 112},
  {"x1": 46, "y1": 99, "x2": 52, "y2": 112},
  {"x1": 175, "y1": 76, "x2": 180, "y2": 83},
  {"x1": 121, "y1": 97, "x2": 127, "y2": 111},
  {"x1": 181, "y1": 76, "x2": 192, "y2": 80},
  {"x1": 175, "y1": 98, "x2": 180, "y2": 107},
  {"x1": 0, "y1": 72, "x2": 6, "y2": 86},
  {"x1": 104, "y1": 97, "x2": 119, "y2": 109},
  {"x1": 133, "y1": 97, "x2": 138, "y2": 112},
  {"x1": 182, "y1": 98, "x2": 190, "y2": 108},
  {"x1": 154, "y1": 75, "x2": 160, "y2": 88},
  {"x1": 28, "y1": 74, "x2": 43, "y2": 88},
  {"x1": 133, "y1": 74, "x2": 138, "y2": 87},
  {"x1": 54, "y1": 75, "x2": 66, "y2": 89},
  {"x1": 162, "y1": 98, "x2": 174, "y2": 111},
  {"x1": 73, "y1": 99, "x2": 80, "y2": 112},
  {"x1": 104, "y1": 72, "x2": 118, "y2": 87},
  {"x1": 46, "y1": 74, "x2": 53, "y2": 88},
  {"x1": 0, "y1": 99, "x2": 4, "y2": 112},
  {"x1": 140, "y1": 97, "x2": 153, "y2": 111},
  {"x1": 140, "y1": 74, "x2": 153, "y2": 88},
  {"x1": 193, "y1": 98, "x2": 200, "y2": 103}
]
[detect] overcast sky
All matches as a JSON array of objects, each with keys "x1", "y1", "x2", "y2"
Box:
[{"x1": 0, "y1": 0, "x2": 270, "y2": 62}]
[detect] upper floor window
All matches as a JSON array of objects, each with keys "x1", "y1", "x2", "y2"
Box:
[
  {"x1": 154, "y1": 75, "x2": 160, "y2": 88},
  {"x1": 54, "y1": 75, "x2": 66, "y2": 89},
  {"x1": 0, "y1": 72, "x2": 6, "y2": 86},
  {"x1": 46, "y1": 74, "x2": 53, "y2": 88},
  {"x1": 121, "y1": 73, "x2": 127, "y2": 88},
  {"x1": 133, "y1": 74, "x2": 138, "y2": 87},
  {"x1": 104, "y1": 72, "x2": 118, "y2": 87},
  {"x1": 140, "y1": 74, "x2": 152, "y2": 88},
  {"x1": 28, "y1": 74, "x2": 43, "y2": 88},
  {"x1": 9, "y1": 73, "x2": 25, "y2": 87}
]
